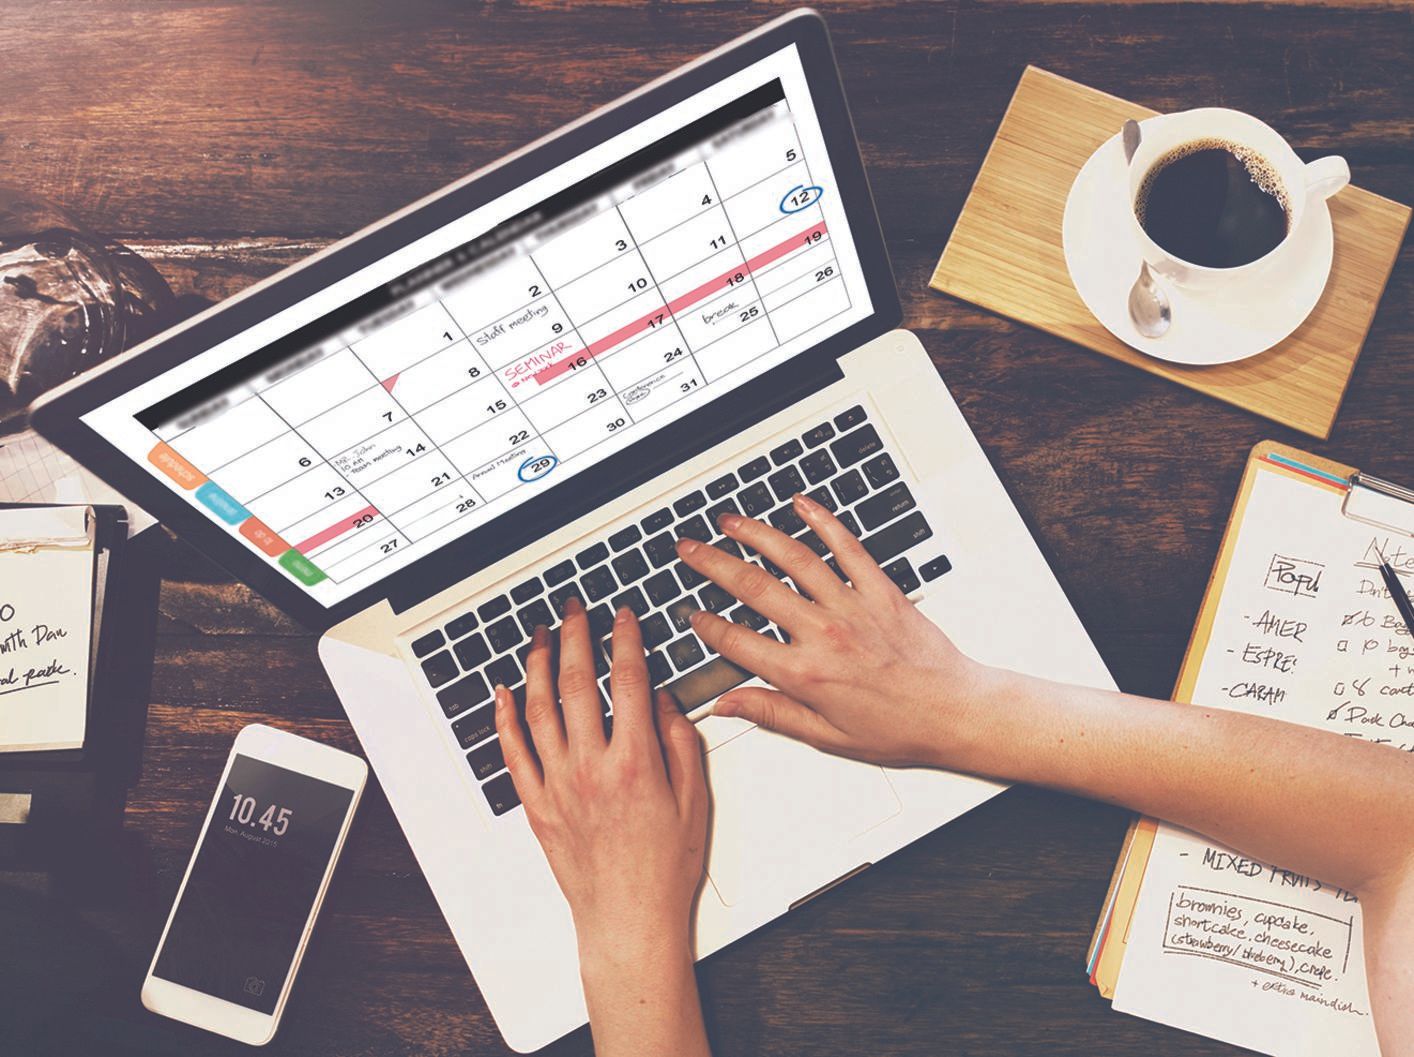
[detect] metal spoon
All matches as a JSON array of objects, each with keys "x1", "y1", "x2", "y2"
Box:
[{"x1": 1121, "y1": 119, "x2": 1172, "y2": 339}]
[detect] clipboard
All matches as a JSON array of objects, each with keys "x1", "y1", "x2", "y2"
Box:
[{"x1": 1086, "y1": 440, "x2": 1414, "y2": 999}]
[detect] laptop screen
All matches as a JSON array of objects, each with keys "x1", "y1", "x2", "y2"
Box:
[{"x1": 83, "y1": 43, "x2": 873, "y2": 607}]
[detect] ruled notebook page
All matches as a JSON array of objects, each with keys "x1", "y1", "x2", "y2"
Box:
[{"x1": 1111, "y1": 461, "x2": 1413, "y2": 1057}]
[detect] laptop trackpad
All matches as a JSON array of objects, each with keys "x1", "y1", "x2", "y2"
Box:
[{"x1": 703, "y1": 728, "x2": 902, "y2": 907}]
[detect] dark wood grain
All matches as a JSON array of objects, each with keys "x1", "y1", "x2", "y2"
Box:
[{"x1": 2, "y1": 2, "x2": 1409, "y2": 1055}]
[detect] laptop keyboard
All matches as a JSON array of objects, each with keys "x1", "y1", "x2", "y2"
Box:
[{"x1": 411, "y1": 404, "x2": 952, "y2": 817}]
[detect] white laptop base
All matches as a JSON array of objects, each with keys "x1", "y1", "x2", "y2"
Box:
[{"x1": 321, "y1": 329, "x2": 1114, "y2": 1051}]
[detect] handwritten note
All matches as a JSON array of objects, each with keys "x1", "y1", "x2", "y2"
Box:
[
  {"x1": 1111, "y1": 463, "x2": 1412, "y2": 1057},
  {"x1": 0, "y1": 507, "x2": 96, "y2": 752}
]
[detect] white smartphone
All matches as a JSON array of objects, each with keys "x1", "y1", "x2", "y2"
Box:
[{"x1": 141, "y1": 724, "x2": 367, "y2": 1045}]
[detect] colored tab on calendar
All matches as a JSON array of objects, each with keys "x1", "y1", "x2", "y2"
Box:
[
  {"x1": 279, "y1": 549, "x2": 327, "y2": 586},
  {"x1": 293, "y1": 504, "x2": 380, "y2": 555},
  {"x1": 240, "y1": 517, "x2": 290, "y2": 557},
  {"x1": 147, "y1": 441, "x2": 205, "y2": 490},
  {"x1": 195, "y1": 481, "x2": 250, "y2": 525}
]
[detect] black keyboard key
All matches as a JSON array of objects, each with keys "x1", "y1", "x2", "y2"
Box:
[
  {"x1": 486, "y1": 616, "x2": 522, "y2": 654},
  {"x1": 830, "y1": 424, "x2": 882, "y2": 468},
  {"x1": 581, "y1": 565, "x2": 617, "y2": 602},
  {"x1": 665, "y1": 655, "x2": 751, "y2": 713},
  {"x1": 518, "y1": 599, "x2": 554, "y2": 637},
  {"x1": 676, "y1": 561, "x2": 706, "y2": 588},
  {"x1": 611, "y1": 549, "x2": 649, "y2": 585},
  {"x1": 699, "y1": 584, "x2": 734, "y2": 613},
  {"x1": 544, "y1": 559, "x2": 576, "y2": 587},
  {"x1": 738, "y1": 455, "x2": 771, "y2": 482},
  {"x1": 832, "y1": 469, "x2": 868, "y2": 506},
  {"x1": 436, "y1": 671, "x2": 491, "y2": 718},
  {"x1": 485, "y1": 655, "x2": 520, "y2": 690},
  {"x1": 453, "y1": 632, "x2": 491, "y2": 671},
  {"x1": 834, "y1": 404, "x2": 867, "y2": 430},
  {"x1": 826, "y1": 556, "x2": 847, "y2": 581},
  {"x1": 802, "y1": 486, "x2": 834, "y2": 513},
  {"x1": 510, "y1": 577, "x2": 542, "y2": 604},
  {"x1": 610, "y1": 587, "x2": 649, "y2": 618},
  {"x1": 797, "y1": 530, "x2": 830, "y2": 557},
  {"x1": 648, "y1": 651, "x2": 673, "y2": 687},
  {"x1": 593, "y1": 641, "x2": 610, "y2": 677},
  {"x1": 609, "y1": 525, "x2": 642, "y2": 551},
  {"x1": 768, "y1": 505, "x2": 807, "y2": 535},
  {"x1": 667, "y1": 597, "x2": 698, "y2": 633},
  {"x1": 467, "y1": 738, "x2": 505, "y2": 781},
  {"x1": 446, "y1": 612, "x2": 479, "y2": 639},
  {"x1": 411, "y1": 629, "x2": 445, "y2": 657},
  {"x1": 800, "y1": 450, "x2": 836, "y2": 485},
  {"x1": 641, "y1": 507, "x2": 673, "y2": 533},
  {"x1": 857, "y1": 482, "x2": 916, "y2": 531},
  {"x1": 803, "y1": 421, "x2": 835, "y2": 447},
  {"x1": 666, "y1": 635, "x2": 706, "y2": 672},
  {"x1": 644, "y1": 569, "x2": 681, "y2": 607},
  {"x1": 644, "y1": 532, "x2": 677, "y2": 568},
  {"x1": 839, "y1": 510, "x2": 862, "y2": 537},
  {"x1": 770, "y1": 439, "x2": 804, "y2": 465},
  {"x1": 920, "y1": 555, "x2": 953, "y2": 581},
  {"x1": 576, "y1": 542, "x2": 609, "y2": 569},
  {"x1": 882, "y1": 557, "x2": 921, "y2": 594},
  {"x1": 739, "y1": 482, "x2": 774, "y2": 517},
  {"x1": 453, "y1": 704, "x2": 496, "y2": 749},
  {"x1": 587, "y1": 604, "x2": 615, "y2": 637},
  {"x1": 675, "y1": 516, "x2": 711, "y2": 543},
  {"x1": 707, "y1": 473, "x2": 738, "y2": 499},
  {"x1": 730, "y1": 605, "x2": 767, "y2": 630},
  {"x1": 421, "y1": 650, "x2": 458, "y2": 688},
  {"x1": 862, "y1": 511, "x2": 933, "y2": 565},
  {"x1": 712, "y1": 537, "x2": 742, "y2": 560},
  {"x1": 705, "y1": 498, "x2": 739, "y2": 527},
  {"x1": 477, "y1": 595, "x2": 511, "y2": 622},
  {"x1": 640, "y1": 612, "x2": 672, "y2": 650},
  {"x1": 674, "y1": 491, "x2": 707, "y2": 517},
  {"x1": 482, "y1": 772, "x2": 520, "y2": 816},
  {"x1": 863, "y1": 452, "x2": 900, "y2": 489},
  {"x1": 549, "y1": 581, "x2": 584, "y2": 615},
  {"x1": 768, "y1": 466, "x2": 806, "y2": 503}
]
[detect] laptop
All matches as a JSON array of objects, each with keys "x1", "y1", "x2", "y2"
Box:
[{"x1": 33, "y1": 10, "x2": 1113, "y2": 1051}]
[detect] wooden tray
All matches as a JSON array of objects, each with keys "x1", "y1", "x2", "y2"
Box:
[{"x1": 929, "y1": 67, "x2": 1410, "y2": 439}]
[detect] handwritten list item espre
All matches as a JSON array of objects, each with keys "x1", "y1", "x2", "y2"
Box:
[
  {"x1": 0, "y1": 506, "x2": 95, "y2": 752},
  {"x1": 1112, "y1": 465, "x2": 1413, "y2": 1057}
]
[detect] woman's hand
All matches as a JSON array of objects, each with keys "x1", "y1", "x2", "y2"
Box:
[
  {"x1": 492, "y1": 598, "x2": 708, "y2": 965},
  {"x1": 677, "y1": 490, "x2": 999, "y2": 770}
]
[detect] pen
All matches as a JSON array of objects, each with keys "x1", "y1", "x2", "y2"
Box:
[{"x1": 1375, "y1": 545, "x2": 1414, "y2": 638}]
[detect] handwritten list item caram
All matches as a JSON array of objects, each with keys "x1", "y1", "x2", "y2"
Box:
[
  {"x1": 1111, "y1": 464, "x2": 1413, "y2": 1057},
  {"x1": 0, "y1": 507, "x2": 95, "y2": 752}
]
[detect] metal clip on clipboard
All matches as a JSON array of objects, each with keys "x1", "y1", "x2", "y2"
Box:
[{"x1": 1342, "y1": 471, "x2": 1414, "y2": 540}]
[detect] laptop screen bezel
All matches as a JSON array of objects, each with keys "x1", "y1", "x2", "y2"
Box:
[{"x1": 32, "y1": 11, "x2": 901, "y2": 633}]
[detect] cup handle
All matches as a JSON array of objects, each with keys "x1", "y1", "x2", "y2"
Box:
[{"x1": 1304, "y1": 156, "x2": 1350, "y2": 201}]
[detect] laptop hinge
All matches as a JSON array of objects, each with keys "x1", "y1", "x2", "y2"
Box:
[{"x1": 789, "y1": 862, "x2": 872, "y2": 911}]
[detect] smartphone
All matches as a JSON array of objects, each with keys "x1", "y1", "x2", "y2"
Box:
[{"x1": 141, "y1": 724, "x2": 367, "y2": 1045}]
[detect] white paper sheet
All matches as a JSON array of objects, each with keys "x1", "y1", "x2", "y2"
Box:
[
  {"x1": 0, "y1": 506, "x2": 96, "y2": 752},
  {"x1": 0, "y1": 428, "x2": 156, "y2": 535},
  {"x1": 1112, "y1": 463, "x2": 1413, "y2": 1057}
]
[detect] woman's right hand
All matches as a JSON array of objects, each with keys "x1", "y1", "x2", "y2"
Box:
[{"x1": 675, "y1": 490, "x2": 1003, "y2": 771}]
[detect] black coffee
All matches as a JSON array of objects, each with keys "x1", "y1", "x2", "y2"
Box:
[{"x1": 1136, "y1": 139, "x2": 1290, "y2": 268}]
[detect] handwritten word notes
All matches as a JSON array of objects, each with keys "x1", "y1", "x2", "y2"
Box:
[
  {"x1": 1112, "y1": 463, "x2": 1411, "y2": 1057},
  {"x1": 0, "y1": 507, "x2": 96, "y2": 752}
]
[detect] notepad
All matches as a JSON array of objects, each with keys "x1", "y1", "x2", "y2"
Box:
[
  {"x1": 0, "y1": 506, "x2": 98, "y2": 752},
  {"x1": 1089, "y1": 442, "x2": 1414, "y2": 1057}
]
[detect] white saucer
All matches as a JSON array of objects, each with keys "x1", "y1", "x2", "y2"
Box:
[{"x1": 1061, "y1": 130, "x2": 1333, "y2": 366}]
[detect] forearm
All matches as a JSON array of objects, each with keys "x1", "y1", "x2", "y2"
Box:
[
  {"x1": 578, "y1": 929, "x2": 711, "y2": 1057},
  {"x1": 946, "y1": 666, "x2": 1414, "y2": 895}
]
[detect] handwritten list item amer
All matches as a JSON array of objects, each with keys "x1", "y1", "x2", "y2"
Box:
[
  {"x1": 1112, "y1": 464, "x2": 1412, "y2": 1057},
  {"x1": 0, "y1": 506, "x2": 96, "y2": 753}
]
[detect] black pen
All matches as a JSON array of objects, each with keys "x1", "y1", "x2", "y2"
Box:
[{"x1": 1376, "y1": 545, "x2": 1414, "y2": 638}]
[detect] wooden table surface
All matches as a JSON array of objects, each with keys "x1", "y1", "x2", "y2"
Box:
[{"x1": 3, "y1": 2, "x2": 1410, "y2": 1055}]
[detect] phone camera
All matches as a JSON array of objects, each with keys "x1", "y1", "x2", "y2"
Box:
[{"x1": 243, "y1": 976, "x2": 266, "y2": 997}]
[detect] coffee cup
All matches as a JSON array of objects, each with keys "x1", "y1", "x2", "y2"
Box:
[{"x1": 1125, "y1": 108, "x2": 1348, "y2": 293}]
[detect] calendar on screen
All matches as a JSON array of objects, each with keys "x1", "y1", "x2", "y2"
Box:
[{"x1": 88, "y1": 47, "x2": 872, "y2": 606}]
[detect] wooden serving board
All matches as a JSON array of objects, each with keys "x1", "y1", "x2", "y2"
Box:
[{"x1": 929, "y1": 67, "x2": 1410, "y2": 439}]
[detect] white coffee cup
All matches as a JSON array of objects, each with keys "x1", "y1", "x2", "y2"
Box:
[{"x1": 1125, "y1": 108, "x2": 1348, "y2": 292}]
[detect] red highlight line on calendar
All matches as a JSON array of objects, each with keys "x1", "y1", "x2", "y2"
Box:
[
  {"x1": 529, "y1": 220, "x2": 828, "y2": 387},
  {"x1": 295, "y1": 504, "x2": 381, "y2": 554}
]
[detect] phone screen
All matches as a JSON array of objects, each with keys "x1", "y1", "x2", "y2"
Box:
[{"x1": 153, "y1": 754, "x2": 354, "y2": 1013}]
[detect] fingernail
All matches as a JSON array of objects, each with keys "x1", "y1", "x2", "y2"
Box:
[
  {"x1": 793, "y1": 491, "x2": 820, "y2": 516},
  {"x1": 688, "y1": 609, "x2": 707, "y2": 627},
  {"x1": 533, "y1": 625, "x2": 548, "y2": 646},
  {"x1": 562, "y1": 594, "x2": 583, "y2": 616},
  {"x1": 718, "y1": 512, "x2": 742, "y2": 532},
  {"x1": 493, "y1": 684, "x2": 509, "y2": 707},
  {"x1": 713, "y1": 695, "x2": 738, "y2": 718},
  {"x1": 615, "y1": 605, "x2": 632, "y2": 623},
  {"x1": 677, "y1": 537, "x2": 700, "y2": 554}
]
